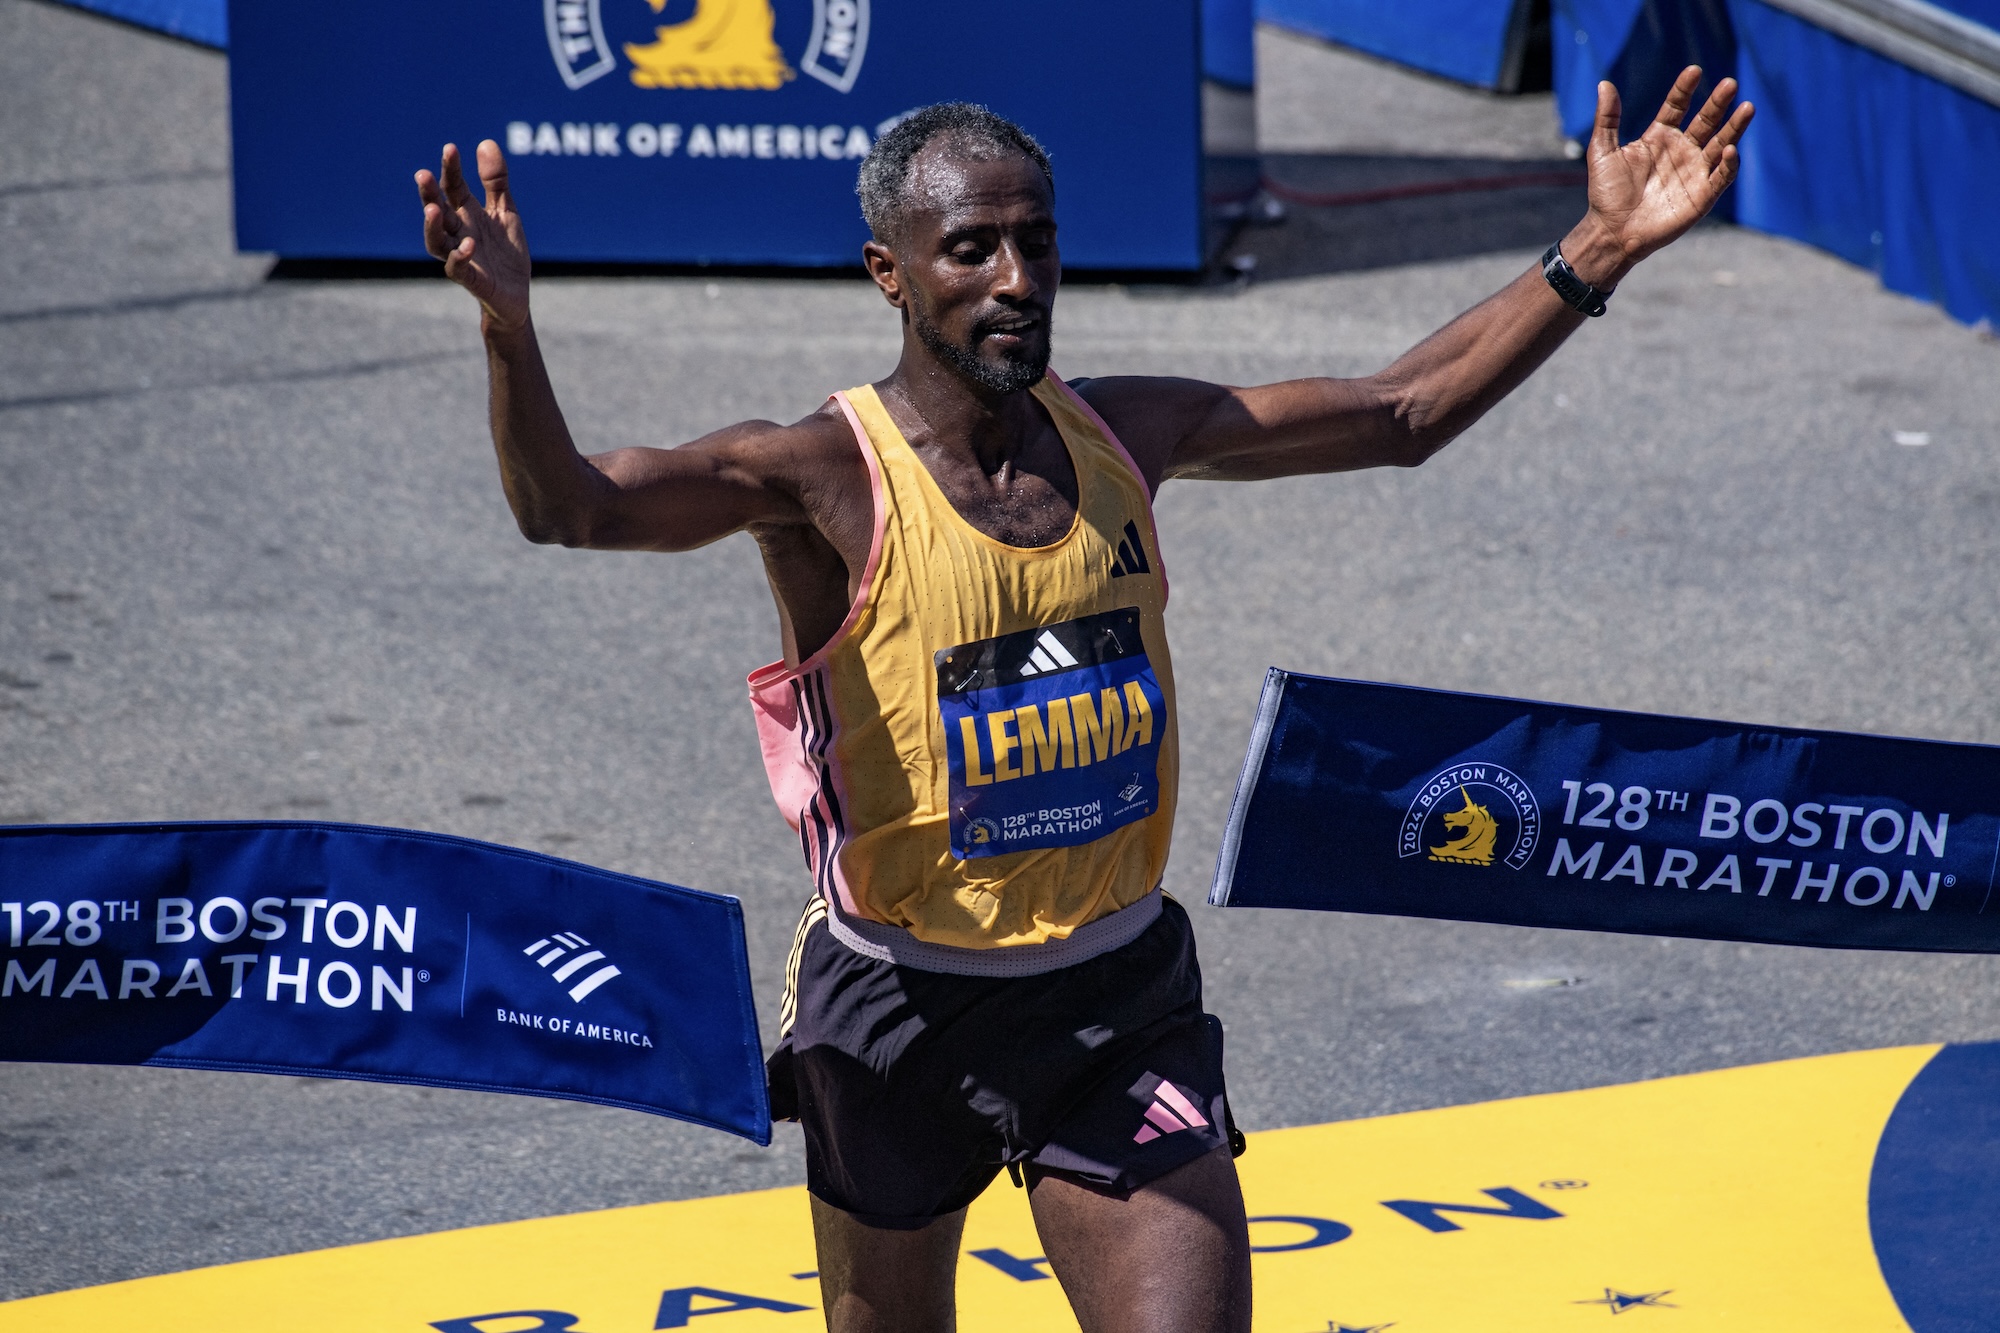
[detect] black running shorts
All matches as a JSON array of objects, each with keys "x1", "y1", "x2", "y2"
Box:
[{"x1": 766, "y1": 894, "x2": 1240, "y2": 1229}]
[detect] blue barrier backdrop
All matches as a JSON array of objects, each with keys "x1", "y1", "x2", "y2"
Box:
[
  {"x1": 1212, "y1": 673, "x2": 2000, "y2": 953},
  {"x1": 51, "y1": 0, "x2": 225, "y2": 46},
  {"x1": 1256, "y1": 0, "x2": 1530, "y2": 88},
  {"x1": 1255, "y1": 0, "x2": 1995, "y2": 326},
  {"x1": 1205, "y1": 0, "x2": 1257, "y2": 87},
  {"x1": 1728, "y1": 0, "x2": 2000, "y2": 328},
  {"x1": 0, "y1": 822, "x2": 770, "y2": 1143},
  {"x1": 1550, "y1": 0, "x2": 2000, "y2": 326},
  {"x1": 61, "y1": 0, "x2": 1255, "y2": 94},
  {"x1": 226, "y1": 0, "x2": 1206, "y2": 269},
  {"x1": 58, "y1": 0, "x2": 1256, "y2": 105},
  {"x1": 1553, "y1": 0, "x2": 1737, "y2": 144}
]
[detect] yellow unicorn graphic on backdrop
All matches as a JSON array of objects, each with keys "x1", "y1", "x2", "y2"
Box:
[
  {"x1": 625, "y1": 0, "x2": 795, "y2": 90},
  {"x1": 1428, "y1": 787, "x2": 1498, "y2": 865}
]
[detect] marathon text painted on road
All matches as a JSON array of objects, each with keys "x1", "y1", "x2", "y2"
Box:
[
  {"x1": 1211, "y1": 673, "x2": 2000, "y2": 952},
  {"x1": 0, "y1": 822, "x2": 769, "y2": 1141}
]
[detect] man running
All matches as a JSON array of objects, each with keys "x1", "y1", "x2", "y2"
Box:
[{"x1": 417, "y1": 71, "x2": 1750, "y2": 1333}]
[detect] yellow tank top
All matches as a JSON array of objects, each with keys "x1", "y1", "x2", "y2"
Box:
[{"x1": 748, "y1": 373, "x2": 1176, "y2": 975}]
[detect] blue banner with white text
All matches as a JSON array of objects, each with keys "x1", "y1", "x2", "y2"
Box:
[
  {"x1": 0, "y1": 822, "x2": 770, "y2": 1143},
  {"x1": 226, "y1": 0, "x2": 1209, "y2": 268},
  {"x1": 1211, "y1": 673, "x2": 2000, "y2": 952}
]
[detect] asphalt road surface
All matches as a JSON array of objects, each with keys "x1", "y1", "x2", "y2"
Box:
[{"x1": 3, "y1": 0, "x2": 1997, "y2": 1302}]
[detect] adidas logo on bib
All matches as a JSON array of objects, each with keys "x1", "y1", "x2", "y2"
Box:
[{"x1": 1018, "y1": 630, "x2": 1079, "y2": 678}]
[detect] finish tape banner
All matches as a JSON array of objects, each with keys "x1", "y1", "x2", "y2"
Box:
[
  {"x1": 0, "y1": 822, "x2": 771, "y2": 1143},
  {"x1": 1211, "y1": 672, "x2": 2000, "y2": 952}
]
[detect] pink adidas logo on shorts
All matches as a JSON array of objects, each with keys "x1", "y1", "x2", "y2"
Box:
[{"x1": 1132, "y1": 1076, "x2": 1210, "y2": 1143}]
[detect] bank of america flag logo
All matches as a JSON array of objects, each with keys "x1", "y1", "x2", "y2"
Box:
[
  {"x1": 523, "y1": 932, "x2": 622, "y2": 1002},
  {"x1": 1017, "y1": 630, "x2": 1079, "y2": 679}
]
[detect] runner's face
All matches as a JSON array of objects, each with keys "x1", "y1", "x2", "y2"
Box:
[{"x1": 898, "y1": 148, "x2": 1058, "y2": 395}]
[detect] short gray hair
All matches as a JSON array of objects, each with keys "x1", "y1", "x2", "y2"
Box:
[{"x1": 856, "y1": 103, "x2": 1053, "y2": 244}]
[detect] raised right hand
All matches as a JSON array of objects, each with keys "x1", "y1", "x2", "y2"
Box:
[{"x1": 417, "y1": 140, "x2": 530, "y2": 333}]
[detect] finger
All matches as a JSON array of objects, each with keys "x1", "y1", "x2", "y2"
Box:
[
  {"x1": 1592, "y1": 81, "x2": 1622, "y2": 155},
  {"x1": 1710, "y1": 143, "x2": 1740, "y2": 193},
  {"x1": 417, "y1": 172, "x2": 462, "y2": 232},
  {"x1": 1652, "y1": 65, "x2": 1702, "y2": 129},
  {"x1": 475, "y1": 139, "x2": 512, "y2": 214},
  {"x1": 422, "y1": 202, "x2": 451, "y2": 259},
  {"x1": 1705, "y1": 100, "x2": 1755, "y2": 165},
  {"x1": 1683, "y1": 76, "x2": 1737, "y2": 148},
  {"x1": 421, "y1": 201, "x2": 463, "y2": 260},
  {"x1": 439, "y1": 143, "x2": 475, "y2": 212},
  {"x1": 442, "y1": 235, "x2": 480, "y2": 288},
  {"x1": 429, "y1": 185, "x2": 464, "y2": 235}
]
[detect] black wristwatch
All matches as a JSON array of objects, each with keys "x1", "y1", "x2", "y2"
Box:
[{"x1": 1541, "y1": 242, "x2": 1612, "y2": 317}]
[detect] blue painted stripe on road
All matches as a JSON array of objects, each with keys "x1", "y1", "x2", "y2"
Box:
[{"x1": 1870, "y1": 1042, "x2": 2000, "y2": 1331}]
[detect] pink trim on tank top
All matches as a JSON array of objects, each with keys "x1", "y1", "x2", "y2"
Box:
[
  {"x1": 746, "y1": 392, "x2": 884, "y2": 921},
  {"x1": 745, "y1": 391, "x2": 886, "y2": 691},
  {"x1": 1045, "y1": 371, "x2": 1169, "y2": 606}
]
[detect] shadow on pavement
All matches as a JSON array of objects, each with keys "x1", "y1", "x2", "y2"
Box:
[{"x1": 1226, "y1": 152, "x2": 1589, "y2": 281}]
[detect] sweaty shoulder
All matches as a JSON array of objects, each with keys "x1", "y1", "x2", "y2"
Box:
[
  {"x1": 683, "y1": 398, "x2": 863, "y2": 512},
  {"x1": 1068, "y1": 374, "x2": 1232, "y2": 494},
  {"x1": 704, "y1": 397, "x2": 858, "y2": 479},
  {"x1": 729, "y1": 397, "x2": 874, "y2": 558}
]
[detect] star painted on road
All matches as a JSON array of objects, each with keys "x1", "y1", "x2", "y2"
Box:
[{"x1": 1576, "y1": 1287, "x2": 1677, "y2": 1313}]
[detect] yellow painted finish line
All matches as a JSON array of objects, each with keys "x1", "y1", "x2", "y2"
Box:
[{"x1": 3, "y1": 1045, "x2": 1936, "y2": 1331}]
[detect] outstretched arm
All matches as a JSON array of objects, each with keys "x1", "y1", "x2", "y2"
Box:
[
  {"x1": 1093, "y1": 69, "x2": 1753, "y2": 489},
  {"x1": 416, "y1": 140, "x2": 807, "y2": 549}
]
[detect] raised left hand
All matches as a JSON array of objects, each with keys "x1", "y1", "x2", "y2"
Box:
[
  {"x1": 417, "y1": 141, "x2": 532, "y2": 335},
  {"x1": 1571, "y1": 67, "x2": 1754, "y2": 286}
]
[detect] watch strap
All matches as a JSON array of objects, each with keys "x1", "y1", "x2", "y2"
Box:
[{"x1": 1541, "y1": 242, "x2": 1611, "y2": 317}]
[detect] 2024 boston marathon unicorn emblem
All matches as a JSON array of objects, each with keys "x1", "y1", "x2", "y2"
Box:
[
  {"x1": 1400, "y1": 763, "x2": 1543, "y2": 872},
  {"x1": 547, "y1": 0, "x2": 869, "y2": 92},
  {"x1": 1430, "y1": 788, "x2": 1499, "y2": 865}
]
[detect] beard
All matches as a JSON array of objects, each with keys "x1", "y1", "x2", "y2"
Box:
[{"x1": 910, "y1": 296, "x2": 1052, "y2": 395}]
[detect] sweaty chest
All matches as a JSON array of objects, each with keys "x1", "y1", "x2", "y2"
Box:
[{"x1": 908, "y1": 431, "x2": 1078, "y2": 551}]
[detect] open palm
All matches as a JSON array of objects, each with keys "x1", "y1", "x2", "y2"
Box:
[
  {"x1": 1586, "y1": 67, "x2": 1754, "y2": 268},
  {"x1": 416, "y1": 141, "x2": 531, "y2": 332}
]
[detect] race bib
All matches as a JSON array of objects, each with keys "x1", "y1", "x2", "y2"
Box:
[{"x1": 936, "y1": 608, "x2": 1165, "y2": 859}]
